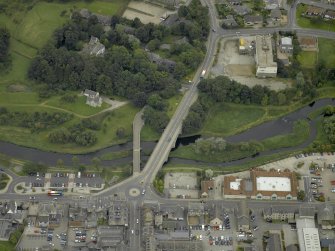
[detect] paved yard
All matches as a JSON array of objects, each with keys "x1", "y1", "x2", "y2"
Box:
[
  {"x1": 210, "y1": 37, "x2": 291, "y2": 91},
  {"x1": 123, "y1": 1, "x2": 171, "y2": 24},
  {"x1": 164, "y1": 172, "x2": 199, "y2": 198}
]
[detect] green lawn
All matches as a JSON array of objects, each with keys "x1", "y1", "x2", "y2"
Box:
[
  {"x1": 167, "y1": 94, "x2": 183, "y2": 118},
  {"x1": 261, "y1": 120, "x2": 310, "y2": 150},
  {"x1": 46, "y1": 95, "x2": 110, "y2": 117},
  {"x1": 141, "y1": 125, "x2": 161, "y2": 141},
  {"x1": 100, "y1": 150, "x2": 131, "y2": 161},
  {"x1": 201, "y1": 103, "x2": 266, "y2": 137},
  {"x1": 0, "y1": 241, "x2": 15, "y2": 251},
  {"x1": 0, "y1": 0, "x2": 128, "y2": 84},
  {"x1": 170, "y1": 143, "x2": 257, "y2": 163},
  {"x1": 171, "y1": 119, "x2": 310, "y2": 163},
  {"x1": 297, "y1": 51, "x2": 317, "y2": 68},
  {"x1": 296, "y1": 4, "x2": 335, "y2": 32},
  {"x1": 5, "y1": 1, "x2": 128, "y2": 50},
  {"x1": 319, "y1": 38, "x2": 335, "y2": 68},
  {"x1": 0, "y1": 104, "x2": 139, "y2": 154}
]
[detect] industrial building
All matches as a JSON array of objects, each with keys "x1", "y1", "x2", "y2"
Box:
[
  {"x1": 223, "y1": 168, "x2": 298, "y2": 200},
  {"x1": 255, "y1": 35, "x2": 277, "y2": 78},
  {"x1": 296, "y1": 218, "x2": 321, "y2": 251}
]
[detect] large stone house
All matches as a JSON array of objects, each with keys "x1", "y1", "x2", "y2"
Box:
[{"x1": 84, "y1": 89, "x2": 103, "y2": 107}]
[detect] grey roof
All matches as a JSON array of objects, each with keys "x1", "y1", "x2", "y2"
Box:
[
  {"x1": 244, "y1": 15, "x2": 263, "y2": 23},
  {"x1": 228, "y1": 0, "x2": 242, "y2": 5},
  {"x1": 286, "y1": 244, "x2": 298, "y2": 251},
  {"x1": 318, "y1": 204, "x2": 334, "y2": 222},
  {"x1": 84, "y1": 89, "x2": 98, "y2": 97},
  {"x1": 222, "y1": 16, "x2": 238, "y2": 27},
  {"x1": 233, "y1": 5, "x2": 251, "y2": 15},
  {"x1": 160, "y1": 44, "x2": 171, "y2": 50},
  {"x1": 270, "y1": 8, "x2": 282, "y2": 19},
  {"x1": 156, "y1": 231, "x2": 190, "y2": 241},
  {"x1": 245, "y1": 180, "x2": 253, "y2": 192},
  {"x1": 79, "y1": 9, "x2": 111, "y2": 26},
  {"x1": 267, "y1": 233, "x2": 282, "y2": 251},
  {"x1": 161, "y1": 13, "x2": 179, "y2": 27},
  {"x1": 299, "y1": 206, "x2": 315, "y2": 218},
  {"x1": 87, "y1": 95, "x2": 101, "y2": 104},
  {"x1": 188, "y1": 203, "x2": 204, "y2": 213},
  {"x1": 320, "y1": 239, "x2": 335, "y2": 248},
  {"x1": 175, "y1": 36, "x2": 189, "y2": 45},
  {"x1": 271, "y1": 206, "x2": 297, "y2": 214},
  {"x1": 147, "y1": 52, "x2": 176, "y2": 72},
  {"x1": 79, "y1": 9, "x2": 91, "y2": 19}
]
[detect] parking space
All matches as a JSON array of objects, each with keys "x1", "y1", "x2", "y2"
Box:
[
  {"x1": 319, "y1": 169, "x2": 335, "y2": 201},
  {"x1": 191, "y1": 229, "x2": 234, "y2": 251},
  {"x1": 68, "y1": 227, "x2": 96, "y2": 247},
  {"x1": 50, "y1": 176, "x2": 68, "y2": 189},
  {"x1": 25, "y1": 176, "x2": 45, "y2": 188},
  {"x1": 164, "y1": 172, "x2": 199, "y2": 199},
  {"x1": 74, "y1": 173, "x2": 103, "y2": 189}
]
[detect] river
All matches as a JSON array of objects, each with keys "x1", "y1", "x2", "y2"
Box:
[{"x1": 0, "y1": 98, "x2": 334, "y2": 167}]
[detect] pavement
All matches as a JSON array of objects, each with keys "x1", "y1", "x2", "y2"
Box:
[{"x1": 133, "y1": 109, "x2": 144, "y2": 174}]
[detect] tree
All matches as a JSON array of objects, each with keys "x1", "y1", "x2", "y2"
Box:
[
  {"x1": 205, "y1": 169, "x2": 213, "y2": 179},
  {"x1": 297, "y1": 190, "x2": 305, "y2": 201},
  {"x1": 143, "y1": 107, "x2": 169, "y2": 133},
  {"x1": 22, "y1": 162, "x2": 47, "y2": 175},
  {"x1": 116, "y1": 127, "x2": 126, "y2": 138},
  {"x1": 0, "y1": 27, "x2": 10, "y2": 68},
  {"x1": 72, "y1": 156, "x2": 79, "y2": 167},
  {"x1": 56, "y1": 159, "x2": 64, "y2": 169},
  {"x1": 92, "y1": 157, "x2": 101, "y2": 170},
  {"x1": 147, "y1": 94, "x2": 167, "y2": 111}
]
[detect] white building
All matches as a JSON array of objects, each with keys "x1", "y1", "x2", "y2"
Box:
[
  {"x1": 255, "y1": 35, "x2": 277, "y2": 78},
  {"x1": 296, "y1": 218, "x2": 321, "y2": 251}
]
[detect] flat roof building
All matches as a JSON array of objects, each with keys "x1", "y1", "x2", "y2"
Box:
[
  {"x1": 297, "y1": 218, "x2": 321, "y2": 251},
  {"x1": 255, "y1": 35, "x2": 277, "y2": 78},
  {"x1": 256, "y1": 177, "x2": 291, "y2": 192},
  {"x1": 251, "y1": 169, "x2": 298, "y2": 200}
]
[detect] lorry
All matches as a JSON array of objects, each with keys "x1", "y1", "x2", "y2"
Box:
[
  {"x1": 200, "y1": 70, "x2": 206, "y2": 78},
  {"x1": 48, "y1": 190, "x2": 63, "y2": 196}
]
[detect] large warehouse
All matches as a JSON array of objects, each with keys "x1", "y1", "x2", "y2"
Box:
[
  {"x1": 250, "y1": 169, "x2": 298, "y2": 200},
  {"x1": 224, "y1": 169, "x2": 298, "y2": 200},
  {"x1": 255, "y1": 35, "x2": 277, "y2": 78}
]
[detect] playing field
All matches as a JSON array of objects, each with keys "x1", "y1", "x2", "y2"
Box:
[{"x1": 0, "y1": 0, "x2": 128, "y2": 83}]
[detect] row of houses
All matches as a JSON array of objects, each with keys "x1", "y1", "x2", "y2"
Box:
[{"x1": 304, "y1": 6, "x2": 335, "y2": 20}]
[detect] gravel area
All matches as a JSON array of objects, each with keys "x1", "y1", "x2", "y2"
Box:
[{"x1": 210, "y1": 37, "x2": 292, "y2": 91}]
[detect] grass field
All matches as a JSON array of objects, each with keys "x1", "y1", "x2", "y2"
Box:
[
  {"x1": 298, "y1": 51, "x2": 317, "y2": 68},
  {"x1": 0, "y1": 1, "x2": 133, "y2": 153},
  {"x1": 319, "y1": 38, "x2": 335, "y2": 68},
  {"x1": 0, "y1": 103, "x2": 139, "y2": 154},
  {"x1": 45, "y1": 95, "x2": 110, "y2": 117},
  {"x1": 100, "y1": 150, "x2": 131, "y2": 161},
  {"x1": 296, "y1": 4, "x2": 335, "y2": 32},
  {"x1": 201, "y1": 103, "x2": 266, "y2": 137},
  {"x1": 0, "y1": 241, "x2": 15, "y2": 251},
  {"x1": 170, "y1": 144, "x2": 257, "y2": 163},
  {"x1": 0, "y1": 0, "x2": 128, "y2": 83},
  {"x1": 261, "y1": 119, "x2": 310, "y2": 150},
  {"x1": 165, "y1": 150, "x2": 299, "y2": 175}
]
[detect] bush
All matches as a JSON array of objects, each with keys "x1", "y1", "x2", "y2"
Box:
[{"x1": 60, "y1": 94, "x2": 77, "y2": 103}]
